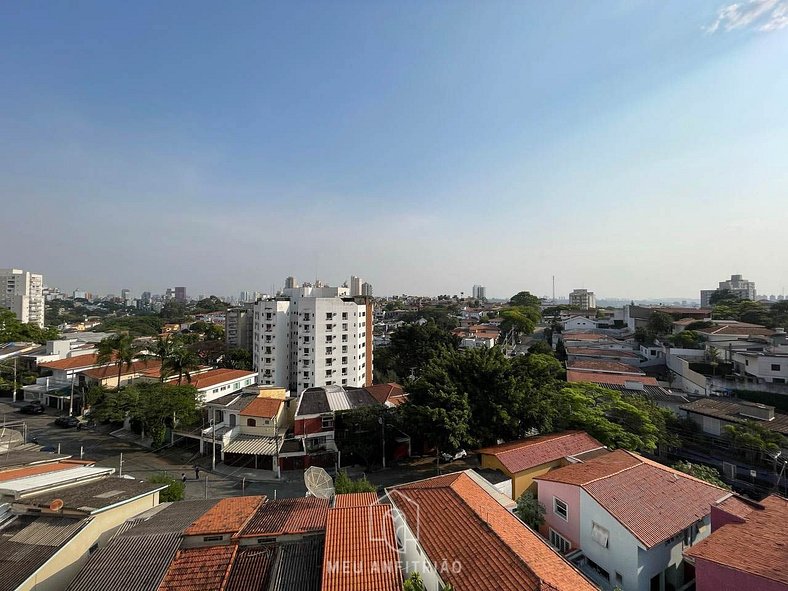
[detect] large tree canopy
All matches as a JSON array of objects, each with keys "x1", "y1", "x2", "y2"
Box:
[{"x1": 0, "y1": 309, "x2": 59, "y2": 343}]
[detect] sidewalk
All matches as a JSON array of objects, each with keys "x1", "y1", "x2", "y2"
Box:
[{"x1": 208, "y1": 461, "x2": 289, "y2": 483}]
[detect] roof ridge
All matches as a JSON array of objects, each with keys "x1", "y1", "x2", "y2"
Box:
[
  {"x1": 218, "y1": 544, "x2": 239, "y2": 591},
  {"x1": 578, "y1": 451, "x2": 644, "y2": 485},
  {"x1": 633, "y1": 453, "x2": 729, "y2": 493}
]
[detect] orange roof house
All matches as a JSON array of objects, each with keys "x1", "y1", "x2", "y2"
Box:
[{"x1": 477, "y1": 431, "x2": 606, "y2": 499}]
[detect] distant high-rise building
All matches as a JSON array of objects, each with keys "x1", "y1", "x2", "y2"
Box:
[
  {"x1": 700, "y1": 274, "x2": 756, "y2": 307},
  {"x1": 0, "y1": 268, "x2": 45, "y2": 327},
  {"x1": 350, "y1": 275, "x2": 363, "y2": 296},
  {"x1": 253, "y1": 284, "x2": 372, "y2": 391},
  {"x1": 165, "y1": 288, "x2": 175, "y2": 301},
  {"x1": 569, "y1": 288, "x2": 596, "y2": 310},
  {"x1": 141, "y1": 291, "x2": 152, "y2": 305},
  {"x1": 284, "y1": 276, "x2": 298, "y2": 289},
  {"x1": 472, "y1": 285, "x2": 486, "y2": 301},
  {"x1": 174, "y1": 287, "x2": 187, "y2": 302},
  {"x1": 226, "y1": 302, "x2": 255, "y2": 353},
  {"x1": 361, "y1": 282, "x2": 373, "y2": 297}
]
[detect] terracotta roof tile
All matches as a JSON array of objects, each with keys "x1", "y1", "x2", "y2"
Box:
[
  {"x1": 239, "y1": 397, "x2": 283, "y2": 419},
  {"x1": 157, "y1": 545, "x2": 236, "y2": 591},
  {"x1": 390, "y1": 472, "x2": 597, "y2": 591},
  {"x1": 185, "y1": 496, "x2": 265, "y2": 536},
  {"x1": 714, "y1": 494, "x2": 758, "y2": 521},
  {"x1": 477, "y1": 431, "x2": 605, "y2": 474},
  {"x1": 565, "y1": 347, "x2": 640, "y2": 359},
  {"x1": 38, "y1": 354, "x2": 102, "y2": 371},
  {"x1": 81, "y1": 359, "x2": 162, "y2": 380},
  {"x1": 238, "y1": 497, "x2": 329, "y2": 538},
  {"x1": 174, "y1": 369, "x2": 257, "y2": 391},
  {"x1": 566, "y1": 359, "x2": 645, "y2": 374},
  {"x1": 535, "y1": 449, "x2": 641, "y2": 485},
  {"x1": 685, "y1": 495, "x2": 788, "y2": 586},
  {"x1": 0, "y1": 461, "x2": 92, "y2": 482},
  {"x1": 321, "y1": 505, "x2": 403, "y2": 591},
  {"x1": 364, "y1": 383, "x2": 408, "y2": 407},
  {"x1": 566, "y1": 370, "x2": 659, "y2": 386},
  {"x1": 333, "y1": 492, "x2": 378, "y2": 508}
]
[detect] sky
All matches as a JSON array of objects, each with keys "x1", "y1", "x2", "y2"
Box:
[{"x1": 1, "y1": 1, "x2": 787, "y2": 300}]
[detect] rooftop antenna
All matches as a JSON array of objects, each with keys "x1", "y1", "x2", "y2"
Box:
[{"x1": 304, "y1": 466, "x2": 335, "y2": 499}]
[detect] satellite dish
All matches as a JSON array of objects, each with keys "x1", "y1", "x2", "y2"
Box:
[
  {"x1": 49, "y1": 499, "x2": 64, "y2": 512},
  {"x1": 304, "y1": 466, "x2": 334, "y2": 499}
]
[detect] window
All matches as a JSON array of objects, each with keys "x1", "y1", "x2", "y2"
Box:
[
  {"x1": 304, "y1": 313, "x2": 310, "y2": 321},
  {"x1": 342, "y1": 312, "x2": 348, "y2": 320},
  {"x1": 591, "y1": 522, "x2": 609, "y2": 548},
  {"x1": 326, "y1": 313, "x2": 333, "y2": 320},
  {"x1": 342, "y1": 323, "x2": 348, "y2": 331},
  {"x1": 322, "y1": 416, "x2": 334, "y2": 429},
  {"x1": 304, "y1": 336, "x2": 310, "y2": 343},
  {"x1": 247, "y1": 418, "x2": 256, "y2": 427},
  {"x1": 615, "y1": 573, "x2": 623, "y2": 587},
  {"x1": 553, "y1": 497, "x2": 568, "y2": 521},
  {"x1": 772, "y1": 364, "x2": 781, "y2": 371},
  {"x1": 549, "y1": 529, "x2": 571, "y2": 553},
  {"x1": 203, "y1": 535, "x2": 223, "y2": 542}
]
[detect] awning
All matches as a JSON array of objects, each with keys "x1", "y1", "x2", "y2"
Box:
[{"x1": 223, "y1": 435, "x2": 280, "y2": 456}]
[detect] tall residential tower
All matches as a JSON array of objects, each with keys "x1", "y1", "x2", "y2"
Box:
[{"x1": 0, "y1": 268, "x2": 45, "y2": 327}]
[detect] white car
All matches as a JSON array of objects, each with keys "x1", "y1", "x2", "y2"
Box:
[{"x1": 440, "y1": 449, "x2": 468, "y2": 462}]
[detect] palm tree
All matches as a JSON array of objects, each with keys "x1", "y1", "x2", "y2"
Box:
[
  {"x1": 96, "y1": 333, "x2": 142, "y2": 390},
  {"x1": 163, "y1": 338, "x2": 201, "y2": 385},
  {"x1": 150, "y1": 336, "x2": 175, "y2": 382}
]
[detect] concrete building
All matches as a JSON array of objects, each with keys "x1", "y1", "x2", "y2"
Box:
[
  {"x1": 225, "y1": 302, "x2": 255, "y2": 353},
  {"x1": 569, "y1": 289, "x2": 597, "y2": 310},
  {"x1": 349, "y1": 275, "x2": 363, "y2": 297},
  {"x1": 253, "y1": 285, "x2": 372, "y2": 391},
  {"x1": 0, "y1": 268, "x2": 45, "y2": 327},
  {"x1": 700, "y1": 274, "x2": 757, "y2": 307},
  {"x1": 284, "y1": 276, "x2": 298, "y2": 289},
  {"x1": 472, "y1": 284, "x2": 486, "y2": 300},
  {"x1": 361, "y1": 281, "x2": 373, "y2": 296},
  {"x1": 174, "y1": 286, "x2": 186, "y2": 302}
]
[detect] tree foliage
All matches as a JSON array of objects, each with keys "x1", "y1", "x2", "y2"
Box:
[
  {"x1": 723, "y1": 420, "x2": 785, "y2": 461},
  {"x1": 672, "y1": 461, "x2": 728, "y2": 488},
  {"x1": 373, "y1": 321, "x2": 459, "y2": 383},
  {"x1": 403, "y1": 572, "x2": 453, "y2": 591},
  {"x1": 222, "y1": 347, "x2": 253, "y2": 370},
  {"x1": 669, "y1": 330, "x2": 704, "y2": 349},
  {"x1": 0, "y1": 309, "x2": 59, "y2": 343},
  {"x1": 514, "y1": 491, "x2": 546, "y2": 529},
  {"x1": 96, "y1": 314, "x2": 163, "y2": 337},
  {"x1": 334, "y1": 405, "x2": 404, "y2": 469},
  {"x1": 333, "y1": 470, "x2": 377, "y2": 494},
  {"x1": 647, "y1": 311, "x2": 674, "y2": 336},
  {"x1": 96, "y1": 333, "x2": 144, "y2": 388},
  {"x1": 149, "y1": 473, "x2": 186, "y2": 502}
]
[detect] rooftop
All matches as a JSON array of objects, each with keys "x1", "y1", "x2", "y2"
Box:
[
  {"x1": 333, "y1": 492, "x2": 378, "y2": 508},
  {"x1": 477, "y1": 431, "x2": 605, "y2": 474},
  {"x1": 296, "y1": 385, "x2": 378, "y2": 416},
  {"x1": 19, "y1": 475, "x2": 165, "y2": 513},
  {"x1": 158, "y1": 545, "x2": 237, "y2": 591},
  {"x1": 681, "y1": 398, "x2": 788, "y2": 436},
  {"x1": 240, "y1": 396, "x2": 284, "y2": 419},
  {"x1": 685, "y1": 495, "x2": 788, "y2": 586},
  {"x1": 0, "y1": 466, "x2": 115, "y2": 499},
  {"x1": 38, "y1": 353, "x2": 101, "y2": 371},
  {"x1": 176, "y1": 368, "x2": 257, "y2": 391},
  {"x1": 264, "y1": 538, "x2": 324, "y2": 591},
  {"x1": 566, "y1": 370, "x2": 659, "y2": 387},
  {"x1": 185, "y1": 495, "x2": 265, "y2": 536},
  {"x1": 565, "y1": 346, "x2": 640, "y2": 359},
  {"x1": 361, "y1": 383, "x2": 408, "y2": 407},
  {"x1": 388, "y1": 471, "x2": 597, "y2": 591},
  {"x1": 566, "y1": 359, "x2": 645, "y2": 374},
  {"x1": 537, "y1": 450, "x2": 728, "y2": 548},
  {"x1": 0, "y1": 460, "x2": 93, "y2": 482},
  {"x1": 238, "y1": 497, "x2": 329, "y2": 538}
]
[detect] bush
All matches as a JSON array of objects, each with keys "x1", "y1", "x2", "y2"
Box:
[
  {"x1": 148, "y1": 473, "x2": 185, "y2": 502},
  {"x1": 514, "y1": 491, "x2": 546, "y2": 529},
  {"x1": 334, "y1": 470, "x2": 377, "y2": 494}
]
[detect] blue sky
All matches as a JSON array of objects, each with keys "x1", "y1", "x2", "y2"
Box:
[{"x1": 1, "y1": 1, "x2": 787, "y2": 299}]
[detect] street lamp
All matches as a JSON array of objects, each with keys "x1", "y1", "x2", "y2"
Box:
[{"x1": 378, "y1": 416, "x2": 386, "y2": 469}]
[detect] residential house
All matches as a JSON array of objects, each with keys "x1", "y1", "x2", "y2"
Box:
[
  {"x1": 566, "y1": 346, "x2": 644, "y2": 367},
  {"x1": 731, "y1": 349, "x2": 788, "y2": 385},
  {"x1": 166, "y1": 368, "x2": 258, "y2": 403},
  {"x1": 386, "y1": 470, "x2": 599, "y2": 591},
  {"x1": 684, "y1": 494, "x2": 788, "y2": 591},
  {"x1": 563, "y1": 316, "x2": 600, "y2": 331},
  {"x1": 477, "y1": 431, "x2": 607, "y2": 499},
  {"x1": 79, "y1": 359, "x2": 163, "y2": 389},
  {"x1": 535, "y1": 450, "x2": 729, "y2": 591},
  {"x1": 363, "y1": 382, "x2": 408, "y2": 408},
  {"x1": 624, "y1": 306, "x2": 710, "y2": 332},
  {"x1": 23, "y1": 353, "x2": 106, "y2": 409},
  {"x1": 681, "y1": 398, "x2": 788, "y2": 439}
]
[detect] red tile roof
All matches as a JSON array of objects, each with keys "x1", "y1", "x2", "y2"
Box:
[
  {"x1": 177, "y1": 369, "x2": 256, "y2": 391},
  {"x1": 685, "y1": 495, "x2": 788, "y2": 586},
  {"x1": 477, "y1": 431, "x2": 605, "y2": 474},
  {"x1": 321, "y1": 505, "x2": 403, "y2": 591},
  {"x1": 566, "y1": 347, "x2": 640, "y2": 359},
  {"x1": 333, "y1": 492, "x2": 378, "y2": 508},
  {"x1": 39, "y1": 354, "x2": 102, "y2": 371},
  {"x1": 238, "y1": 497, "x2": 329, "y2": 538},
  {"x1": 81, "y1": 359, "x2": 162, "y2": 380},
  {"x1": 185, "y1": 495, "x2": 265, "y2": 536},
  {"x1": 538, "y1": 451, "x2": 728, "y2": 548},
  {"x1": 562, "y1": 333, "x2": 614, "y2": 341},
  {"x1": 364, "y1": 383, "x2": 408, "y2": 407},
  {"x1": 0, "y1": 461, "x2": 94, "y2": 482},
  {"x1": 566, "y1": 359, "x2": 645, "y2": 374},
  {"x1": 713, "y1": 494, "x2": 758, "y2": 521},
  {"x1": 389, "y1": 472, "x2": 597, "y2": 591},
  {"x1": 157, "y1": 545, "x2": 236, "y2": 591},
  {"x1": 239, "y1": 397, "x2": 283, "y2": 419},
  {"x1": 566, "y1": 370, "x2": 659, "y2": 386}
]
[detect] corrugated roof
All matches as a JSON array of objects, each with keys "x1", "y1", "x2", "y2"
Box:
[
  {"x1": 0, "y1": 461, "x2": 91, "y2": 482},
  {"x1": 158, "y1": 545, "x2": 237, "y2": 591},
  {"x1": 389, "y1": 472, "x2": 597, "y2": 591},
  {"x1": 321, "y1": 505, "x2": 403, "y2": 591},
  {"x1": 567, "y1": 370, "x2": 659, "y2": 386},
  {"x1": 66, "y1": 532, "x2": 181, "y2": 591},
  {"x1": 185, "y1": 496, "x2": 265, "y2": 536},
  {"x1": 224, "y1": 545, "x2": 277, "y2": 591},
  {"x1": 681, "y1": 398, "x2": 788, "y2": 436},
  {"x1": 477, "y1": 431, "x2": 605, "y2": 474},
  {"x1": 224, "y1": 436, "x2": 280, "y2": 456},
  {"x1": 120, "y1": 500, "x2": 220, "y2": 537},
  {"x1": 20, "y1": 476, "x2": 164, "y2": 512},
  {"x1": 239, "y1": 497, "x2": 329, "y2": 538},
  {"x1": 0, "y1": 451, "x2": 71, "y2": 471},
  {"x1": 267, "y1": 538, "x2": 324, "y2": 591},
  {"x1": 297, "y1": 386, "x2": 378, "y2": 417},
  {"x1": 0, "y1": 466, "x2": 115, "y2": 498}
]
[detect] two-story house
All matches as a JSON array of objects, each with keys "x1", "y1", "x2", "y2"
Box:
[{"x1": 535, "y1": 450, "x2": 729, "y2": 591}]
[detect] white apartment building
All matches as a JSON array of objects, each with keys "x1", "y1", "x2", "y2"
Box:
[
  {"x1": 700, "y1": 274, "x2": 757, "y2": 307},
  {"x1": 253, "y1": 285, "x2": 373, "y2": 392},
  {"x1": 472, "y1": 284, "x2": 486, "y2": 300},
  {"x1": 569, "y1": 288, "x2": 596, "y2": 310},
  {"x1": 0, "y1": 268, "x2": 45, "y2": 327}
]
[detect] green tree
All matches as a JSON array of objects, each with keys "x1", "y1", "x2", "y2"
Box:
[
  {"x1": 374, "y1": 321, "x2": 459, "y2": 382},
  {"x1": 672, "y1": 461, "x2": 728, "y2": 489},
  {"x1": 527, "y1": 340, "x2": 553, "y2": 355},
  {"x1": 0, "y1": 309, "x2": 59, "y2": 343},
  {"x1": 669, "y1": 330, "x2": 704, "y2": 349},
  {"x1": 96, "y1": 333, "x2": 143, "y2": 389},
  {"x1": 514, "y1": 491, "x2": 545, "y2": 529},
  {"x1": 709, "y1": 289, "x2": 739, "y2": 307},
  {"x1": 333, "y1": 470, "x2": 377, "y2": 494},
  {"x1": 510, "y1": 291, "x2": 541, "y2": 308},
  {"x1": 334, "y1": 405, "x2": 403, "y2": 470},
  {"x1": 160, "y1": 300, "x2": 188, "y2": 323},
  {"x1": 162, "y1": 337, "x2": 201, "y2": 385},
  {"x1": 647, "y1": 311, "x2": 674, "y2": 336},
  {"x1": 222, "y1": 347, "x2": 252, "y2": 370},
  {"x1": 634, "y1": 327, "x2": 655, "y2": 345},
  {"x1": 403, "y1": 572, "x2": 453, "y2": 591},
  {"x1": 723, "y1": 421, "x2": 785, "y2": 462},
  {"x1": 148, "y1": 473, "x2": 185, "y2": 502}
]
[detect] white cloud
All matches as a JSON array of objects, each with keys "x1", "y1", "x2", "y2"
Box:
[{"x1": 705, "y1": 0, "x2": 788, "y2": 33}]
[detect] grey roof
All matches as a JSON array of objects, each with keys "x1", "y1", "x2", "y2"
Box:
[
  {"x1": 66, "y1": 531, "x2": 181, "y2": 591},
  {"x1": 0, "y1": 451, "x2": 70, "y2": 470},
  {"x1": 225, "y1": 545, "x2": 276, "y2": 591},
  {"x1": 20, "y1": 477, "x2": 165, "y2": 513},
  {"x1": 224, "y1": 436, "x2": 280, "y2": 456},
  {"x1": 296, "y1": 386, "x2": 378, "y2": 417},
  {"x1": 119, "y1": 499, "x2": 219, "y2": 537},
  {"x1": 596, "y1": 383, "x2": 691, "y2": 403},
  {"x1": 472, "y1": 468, "x2": 510, "y2": 486},
  {"x1": 267, "y1": 538, "x2": 324, "y2": 591},
  {"x1": 681, "y1": 398, "x2": 788, "y2": 435},
  {"x1": 0, "y1": 514, "x2": 88, "y2": 590},
  {"x1": 210, "y1": 390, "x2": 258, "y2": 410}
]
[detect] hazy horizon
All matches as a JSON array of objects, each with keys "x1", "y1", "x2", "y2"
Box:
[{"x1": 2, "y1": 2, "x2": 787, "y2": 299}]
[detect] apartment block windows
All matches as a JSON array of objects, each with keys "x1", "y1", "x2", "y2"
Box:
[
  {"x1": 342, "y1": 312, "x2": 348, "y2": 320},
  {"x1": 553, "y1": 497, "x2": 568, "y2": 521},
  {"x1": 549, "y1": 529, "x2": 571, "y2": 553},
  {"x1": 772, "y1": 364, "x2": 781, "y2": 371}
]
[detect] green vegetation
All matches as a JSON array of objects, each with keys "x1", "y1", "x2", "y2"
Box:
[
  {"x1": 222, "y1": 347, "x2": 253, "y2": 370},
  {"x1": 373, "y1": 321, "x2": 459, "y2": 383},
  {"x1": 723, "y1": 420, "x2": 785, "y2": 463},
  {"x1": 499, "y1": 291, "x2": 542, "y2": 340},
  {"x1": 710, "y1": 291, "x2": 788, "y2": 328},
  {"x1": 96, "y1": 333, "x2": 144, "y2": 387},
  {"x1": 514, "y1": 491, "x2": 545, "y2": 529},
  {"x1": 672, "y1": 461, "x2": 729, "y2": 489},
  {"x1": 96, "y1": 314, "x2": 164, "y2": 337},
  {"x1": 403, "y1": 572, "x2": 453, "y2": 591},
  {"x1": 335, "y1": 406, "x2": 404, "y2": 470},
  {"x1": 148, "y1": 473, "x2": 186, "y2": 502},
  {"x1": 668, "y1": 330, "x2": 704, "y2": 349},
  {"x1": 0, "y1": 309, "x2": 59, "y2": 343},
  {"x1": 333, "y1": 470, "x2": 377, "y2": 494}
]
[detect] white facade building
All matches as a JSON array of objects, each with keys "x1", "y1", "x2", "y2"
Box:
[
  {"x1": 700, "y1": 274, "x2": 757, "y2": 307},
  {"x1": 0, "y1": 268, "x2": 44, "y2": 327},
  {"x1": 472, "y1": 284, "x2": 486, "y2": 300},
  {"x1": 569, "y1": 289, "x2": 596, "y2": 310},
  {"x1": 253, "y1": 285, "x2": 372, "y2": 391}
]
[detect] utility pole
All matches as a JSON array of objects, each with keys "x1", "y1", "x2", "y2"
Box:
[
  {"x1": 68, "y1": 373, "x2": 75, "y2": 416},
  {"x1": 119, "y1": 452, "x2": 123, "y2": 477},
  {"x1": 12, "y1": 358, "x2": 17, "y2": 403},
  {"x1": 378, "y1": 416, "x2": 386, "y2": 469},
  {"x1": 211, "y1": 407, "x2": 216, "y2": 470}
]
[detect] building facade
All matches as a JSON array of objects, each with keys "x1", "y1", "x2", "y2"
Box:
[
  {"x1": 569, "y1": 289, "x2": 596, "y2": 310},
  {"x1": 0, "y1": 268, "x2": 44, "y2": 327},
  {"x1": 700, "y1": 274, "x2": 757, "y2": 307},
  {"x1": 225, "y1": 302, "x2": 255, "y2": 353},
  {"x1": 253, "y1": 285, "x2": 373, "y2": 391},
  {"x1": 472, "y1": 284, "x2": 486, "y2": 300}
]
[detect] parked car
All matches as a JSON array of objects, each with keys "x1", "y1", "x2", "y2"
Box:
[
  {"x1": 440, "y1": 449, "x2": 468, "y2": 462},
  {"x1": 20, "y1": 402, "x2": 45, "y2": 415},
  {"x1": 54, "y1": 415, "x2": 80, "y2": 428}
]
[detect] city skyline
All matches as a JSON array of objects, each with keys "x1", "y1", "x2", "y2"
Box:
[{"x1": 2, "y1": 2, "x2": 787, "y2": 298}]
